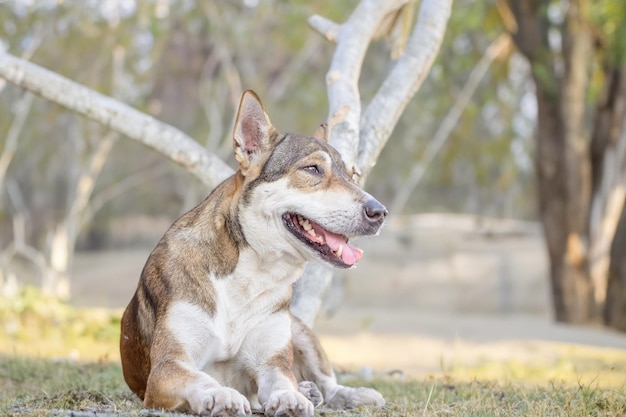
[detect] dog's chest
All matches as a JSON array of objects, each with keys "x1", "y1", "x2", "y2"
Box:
[
  {"x1": 166, "y1": 263, "x2": 298, "y2": 365},
  {"x1": 213, "y1": 279, "x2": 288, "y2": 354}
]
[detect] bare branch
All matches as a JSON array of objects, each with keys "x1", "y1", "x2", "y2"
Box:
[
  {"x1": 0, "y1": 52, "x2": 234, "y2": 188},
  {"x1": 0, "y1": 21, "x2": 44, "y2": 94},
  {"x1": 308, "y1": 15, "x2": 341, "y2": 43},
  {"x1": 0, "y1": 92, "x2": 34, "y2": 186},
  {"x1": 357, "y1": 0, "x2": 452, "y2": 180},
  {"x1": 313, "y1": 0, "x2": 412, "y2": 167},
  {"x1": 70, "y1": 132, "x2": 118, "y2": 221}
]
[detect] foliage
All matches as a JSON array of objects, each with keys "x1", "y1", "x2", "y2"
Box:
[
  {"x1": 0, "y1": 286, "x2": 121, "y2": 361},
  {"x1": 590, "y1": 0, "x2": 626, "y2": 68}
]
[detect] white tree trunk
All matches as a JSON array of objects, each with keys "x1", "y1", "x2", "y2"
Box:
[{"x1": 294, "y1": 0, "x2": 452, "y2": 327}]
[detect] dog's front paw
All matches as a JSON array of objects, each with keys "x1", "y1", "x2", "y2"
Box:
[
  {"x1": 190, "y1": 386, "x2": 251, "y2": 417},
  {"x1": 324, "y1": 385, "x2": 385, "y2": 410},
  {"x1": 264, "y1": 389, "x2": 314, "y2": 417},
  {"x1": 298, "y1": 381, "x2": 323, "y2": 408}
]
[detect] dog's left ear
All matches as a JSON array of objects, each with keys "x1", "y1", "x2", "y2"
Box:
[
  {"x1": 233, "y1": 90, "x2": 276, "y2": 173},
  {"x1": 313, "y1": 123, "x2": 329, "y2": 143}
]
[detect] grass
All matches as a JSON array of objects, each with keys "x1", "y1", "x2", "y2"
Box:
[
  {"x1": 1, "y1": 356, "x2": 139, "y2": 415},
  {"x1": 2, "y1": 287, "x2": 626, "y2": 416},
  {"x1": 2, "y1": 356, "x2": 626, "y2": 416}
]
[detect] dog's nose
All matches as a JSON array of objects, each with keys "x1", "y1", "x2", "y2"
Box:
[{"x1": 363, "y1": 199, "x2": 388, "y2": 223}]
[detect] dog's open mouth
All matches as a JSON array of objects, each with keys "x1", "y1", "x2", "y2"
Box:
[{"x1": 282, "y1": 213, "x2": 363, "y2": 268}]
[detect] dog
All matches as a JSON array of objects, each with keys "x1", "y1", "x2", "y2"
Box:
[{"x1": 120, "y1": 90, "x2": 388, "y2": 417}]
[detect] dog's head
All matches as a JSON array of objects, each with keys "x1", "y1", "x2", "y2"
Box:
[{"x1": 233, "y1": 90, "x2": 387, "y2": 269}]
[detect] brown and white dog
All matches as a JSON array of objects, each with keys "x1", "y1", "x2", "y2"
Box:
[{"x1": 120, "y1": 91, "x2": 387, "y2": 417}]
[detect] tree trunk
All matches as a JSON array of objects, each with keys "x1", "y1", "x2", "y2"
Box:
[
  {"x1": 554, "y1": 0, "x2": 595, "y2": 323},
  {"x1": 534, "y1": 86, "x2": 595, "y2": 323},
  {"x1": 44, "y1": 223, "x2": 72, "y2": 299},
  {"x1": 511, "y1": 0, "x2": 597, "y2": 324},
  {"x1": 588, "y1": 69, "x2": 626, "y2": 314},
  {"x1": 604, "y1": 200, "x2": 626, "y2": 330}
]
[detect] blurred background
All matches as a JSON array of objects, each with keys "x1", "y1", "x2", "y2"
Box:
[{"x1": 0, "y1": 0, "x2": 625, "y2": 384}]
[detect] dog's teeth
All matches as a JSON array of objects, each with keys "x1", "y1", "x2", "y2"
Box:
[
  {"x1": 308, "y1": 228, "x2": 316, "y2": 237},
  {"x1": 336, "y1": 245, "x2": 343, "y2": 257},
  {"x1": 300, "y1": 219, "x2": 312, "y2": 231}
]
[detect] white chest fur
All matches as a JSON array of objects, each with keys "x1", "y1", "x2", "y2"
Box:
[{"x1": 166, "y1": 248, "x2": 304, "y2": 367}]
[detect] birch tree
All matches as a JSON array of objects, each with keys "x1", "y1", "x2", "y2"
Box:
[{"x1": 0, "y1": 0, "x2": 452, "y2": 325}]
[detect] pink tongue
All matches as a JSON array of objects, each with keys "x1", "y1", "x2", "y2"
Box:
[{"x1": 323, "y1": 232, "x2": 363, "y2": 266}]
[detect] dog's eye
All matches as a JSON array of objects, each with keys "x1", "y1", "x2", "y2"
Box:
[{"x1": 302, "y1": 165, "x2": 321, "y2": 175}]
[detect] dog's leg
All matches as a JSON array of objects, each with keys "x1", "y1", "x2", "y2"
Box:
[
  {"x1": 144, "y1": 306, "x2": 251, "y2": 416},
  {"x1": 291, "y1": 316, "x2": 385, "y2": 410},
  {"x1": 240, "y1": 313, "x2": 314, "y2": 417},
  {"x1": 145, "y1": 359, "x2": 250, "y2": 416},
  {"x1": 297, "y1": 381, "x2": 323, "y2": 408}
]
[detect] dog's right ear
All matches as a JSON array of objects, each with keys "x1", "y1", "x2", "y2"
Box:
[{"x1": 233, "y1": 90, "x2": 276, "y2": 174}]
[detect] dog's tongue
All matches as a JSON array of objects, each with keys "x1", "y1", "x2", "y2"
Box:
[{"x1": 323, "y1": 232, "x2": 363, "y2": 266}]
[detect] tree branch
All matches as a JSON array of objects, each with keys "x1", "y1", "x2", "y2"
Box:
[
  {"x1": 357, "y1": 0, "x2": 453, "y2": 180},
  {"x1": 0, "y1": 52, "x2": 234, "y2": 188},
  {"x1": 0, "y1": 92, "x2": 34, "y2": 186},
  {"x1": 309, "y1": 0, "x2": 412, "y2": 168}
]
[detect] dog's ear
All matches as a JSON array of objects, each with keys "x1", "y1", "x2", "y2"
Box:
[
  {"x1": 233, "y1": 90, "x2": 276, "y2": 173},
  {"x1": 312, "y1": 123, "x2": 329, "y2": 143}
]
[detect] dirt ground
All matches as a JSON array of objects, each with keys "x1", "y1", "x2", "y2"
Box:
[{"x1": 70, "y1": 214, "x2": 626, "y2": 377}]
